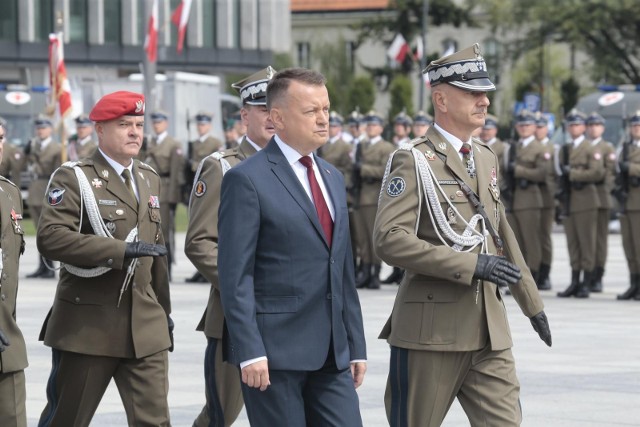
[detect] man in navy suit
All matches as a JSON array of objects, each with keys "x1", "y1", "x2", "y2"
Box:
[{"x1": 218, "y1": 68, "x2": 367, "y2": 426}]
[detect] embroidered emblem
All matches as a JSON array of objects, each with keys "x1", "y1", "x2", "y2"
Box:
[
  {"x1": 135, "y1": 99, "x2": 144, "y2": 113},
  {"x1": 98, "y1": 199, "x2": 117, "y2": 206},
  {"x1": 447, "y1": 206, "x2": 457, "y2": 225},
  {"x1": 594, "y1": 152, "x2": 602, "y2": 160},
  {"x1": 608, "y1": 152, "x2": 616, "y2": 161},
  {"x1": 92, "y1": 178, "x2": 103, "y2": 188},
  {"x1": 149, "y1": 195, "x2": 160, "y2": 208},
  {"x1": 105, "y1": 221, "x2": 117, "y2": 234},
  {"x1": 438, "y1": 142, "x2": 447, "y2": 151},
  {"x1": 116, "y1": 209, "x2": 124, "y2": 216},
  {"x1": 194, "y1": 180, "x2": 207, "y2": 197},
  {"x1": 386, "y1": 177, "x2": 406, "y2": 197},
  {"x1": 101, "y1": 170, "x2": 109, "y2": 178},
  {"x1": 425, "y1": 150, "x2": 436, "y2": 161},
  {"x1": 48, "y1": 188, "x2": 66, "y2": 206}
]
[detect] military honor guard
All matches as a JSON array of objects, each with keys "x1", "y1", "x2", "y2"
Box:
[
  {"x1": 585, "y1": 112, "x2": 616, "y2": 292},
  {"x1": 374, "y1": 44, "x2": 551, "y2": 426},
  {"x1": 319, "y1": 111, "x2": 353, "y2": 179},
  {"x1": 36, "y1": 91, "x2": 173, "y2": 426},
  {"x1": 67, "y1": 114, "x2": 97, "y2": 161},
  {"x1": 479, "y1": 114, "x2": 506, "y2": 178},
  {"x1": 25, "y1": 115, "x2": 61, "y2": 279},
  {"x1": 556, "y1": 109, "x2": 606, "y2": 298},
  {"x1": 506, "y1": 110, "x2": 549, "y2": 284},
  {"x1": 0, "y1": 120, "x2": 28, "y2": 427},
  {"x1": 615, "y1": 111, "x2": 640, "y2": 300},
  {"x1": 145, "y1": 110, "x2": 185, "y2": 278},
  {"x1": 412, "y1": 111, "x2": 432, "y2": 137},
  {"x1": 185, "y1": 66, "x2": 276, "y2": 427},
  {"x1": 535, "y1": 113, "x2": 557, "y2": 290},
  {"x1": 0, "y1": 117, "x2": 25, "y2": 189},
  {"x1": 393, "y1": 111, "x2": 413, "y2": 145}
]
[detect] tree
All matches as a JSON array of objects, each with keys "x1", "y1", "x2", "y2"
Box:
[
  {"x1": 388, "y1": 75, "x2": 414, "y2": 121},
  {"x1": 315, "y1": 37, "x2": 358, "y2": 114},
  {"x1": 346, "y1": 77, "x2": 376, "y2": 114},
  {"x1": 478, "y1": 0, "x2": 640, "y2": 84}
]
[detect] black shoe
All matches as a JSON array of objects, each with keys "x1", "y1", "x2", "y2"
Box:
[
  {"x1": 186, "y1": 271, "x2": 207, "y2": 283},
  {"x1": 39, "y1": 268, "x2": 55, "y2": 279},
  {"x1": 367, "y1": 264, "x2": 381, "y2": 289},
  {"x1": 381, "y1": 267, "x2": 404, "y2": 285},
  {"x1": 537, "y1": 263, "x2": 552, "y2": 290},
  {"x1": 575, "y1": 270, "x2": 591, "y2": 298},
  {"x1": 557, "y1": 270, "x2": 581, "y2": 297},
  {"x1": 356, "y1": 264, "x2": 372, "y2": 289},
  {"x1": 589, "y1": 266, "x2": 604, "y2": 293},
  {"x1": 27, "y1": 258, "x2": 46, "y2": 278},
  {"x1": 617, "y1": 274, "x2": 639, "y2": 300}
]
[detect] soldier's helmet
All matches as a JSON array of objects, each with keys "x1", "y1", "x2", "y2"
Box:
[
  {"x1": 565, "y1": 109, "x2": 587, "y2": 125},
  {"x1": 586, "y1": 112, "x2": 606, "y2": 126}
]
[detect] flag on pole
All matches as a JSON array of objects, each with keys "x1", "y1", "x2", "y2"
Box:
[
  {"x1": 412, "y1": 35, "x2": 424, "y2": 62},
  {"x1": 387, "y1": 33, "x2": 410, "y2": 64},
  {"x1": 48, "y1": 32, "x2": 72, "y2": 118},
  {"x1": 144, "y1": 0, "x2": 159, "y2": 62},
  {"x1": 171, "y1": 0, "x2": 193, "y2": 54}
]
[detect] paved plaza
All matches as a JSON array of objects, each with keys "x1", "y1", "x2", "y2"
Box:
[{"x1": 16, "y1": 232, "x2": 640, "y2": 426}]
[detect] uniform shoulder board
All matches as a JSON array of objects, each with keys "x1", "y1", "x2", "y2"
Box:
[
  {"x1": 0, "y1": 175, "x2": 18, "y2": 188},
  {"x1": 210, "y1": 148, "x2": 239, "y2": 160},
  {"x1": 399, "y1": 136, "x2": 425, "y2": 151},
  {"x1": 61, "y1": 161, "x2": 81, "y2": 168},
  {"x1": 137, "y1": 161, "x2": 159, "y2": 176}
]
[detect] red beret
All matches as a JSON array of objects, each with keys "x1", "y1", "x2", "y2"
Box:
[{"x1": 89, "y1": 91, "x2": 145, "y2": 122}]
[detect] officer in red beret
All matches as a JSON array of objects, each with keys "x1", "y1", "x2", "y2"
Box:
[{"x1": 36, "y1": 91, "x2": 174, "y2": 426}]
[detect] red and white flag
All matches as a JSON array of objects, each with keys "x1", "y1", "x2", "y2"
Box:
[
  {"x1": 171, "y1": 0, "x2": 193, "y2": 54},
  {"x1": 48, "y1": 32, "x2": 72, "y2": 118},
  {"x1": 412, "y1": 35, "x2": 424, "y2": 62},
  {"x1": 144, "y1": 0, "x2": 159, "y2": 62},
  {"x1": 387, "y1": 33, "x2": 410, "y2": 64}
]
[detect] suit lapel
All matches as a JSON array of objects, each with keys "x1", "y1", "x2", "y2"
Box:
[
  {"x1": 474, "y1": 141, "x2": 490, "y2": 196},
  {"x1": 92, "y1": 151, "x2": 138, "y2": 212},
  {"x1": 427, "y1": 127, "x2": 476, "y2": 189},
  {"x1": 133, "y1": 162, "x2": 150, "y2": 220},
  {"x1": 265, "y1": 139, "x2": 329, "y2": 248}
]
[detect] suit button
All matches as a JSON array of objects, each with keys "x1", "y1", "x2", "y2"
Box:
[
  {"x1": 427, "y1": 294, "x2": 434, "y2": 300},
  {"x1": 326, "y1": 293, "x2": 332, "y2": 299},
  {"x1": 450, "y1": 194, "x2": 455, "y2": 200},
  {"x1": 107, "y1": 259, "x2": 113, "y2": 266},
  {"x1": 74, "y1": 297, "x2": 80, "y2": 304},
  {"x1": 330, "y1": 258, "x2": 335, "y2": 264},
  {"x1": 454, "y1": 272, "x2": 461, "y2": 279}
]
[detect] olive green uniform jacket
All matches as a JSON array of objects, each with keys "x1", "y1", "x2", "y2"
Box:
[
  {"x1": 374, "y1": 127, "x2": 544, "y2": 352},
  {"x1": 36, "y1": 150, "x2": 171, "y2": 358},
  {"x1": 0, "y1": 144, "x2": 24, "y2": 189},
  {"x1": 27, "y1": 138, "x2": 62, "y2": 210}
]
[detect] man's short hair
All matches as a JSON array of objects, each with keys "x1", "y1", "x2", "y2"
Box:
[{"x1": 266, "y1": 68, "x2": 326, "y2": 110}]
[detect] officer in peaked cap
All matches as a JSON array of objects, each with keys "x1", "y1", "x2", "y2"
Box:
[
  {"x1": 67, "y1": 113, "x2": 97, "y2": 162},
  {"x1": 36, "y1": 90, "x2": 172, "y2": 426},
  {"x1": 145, "y1": 109, "x2": 184, "y2": 279},
  {"x1": 506, "y1": 109, "x2": 549, "y2": 288},
  {"x1": 585, "y1": 111, "x2": 615, "y2": 293},
  {"x1": 534, "y1": 112, "x2": 556, "y2": 291},
  {"x1": 186, "y1": 65, "x2": 277, "y2": 427},
  {"x1": 354, "y1": 110, "x2": 395, "y2": 290},
  {"x1": 374, "y1": 43, "x2": 550, "y2": 426},
  {"x1": 617, "y1": 110, "x2": 640, "y2": 300},
  {"x1": 393, "y1": 111, "x2": 413, "y2": 146},
  {"x1": 0, "y1": 116, "x2": 25, "y2": 188},
  {"x1": 556, "y1": 108, "x2": 605, "y2": 298},
  {"x1": 26, "y1": 114, "x2": 61, "y2": 278},
  {"x1": 412, "y1": 111, "x2": 432, "y2": 137}
]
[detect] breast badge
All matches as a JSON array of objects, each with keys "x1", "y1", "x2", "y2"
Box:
[
  {"x1": 92, "y1": 178, "x2": 103, "y2": 188},
  {"x1": 105, "y1": 221, "x2": 117, "y2": 234},
  {"x1": 148, "y1": 195, "x2": 160, "y2": 209},
  {"x1": 386, "y1": 177, "x2": 406, "y2": 197},
  {"x1": 425, "y1": 150, "x2": 436, "y2": 161},
  {"x1": 48, "y1": 188, "x2": 66, "y2": 206},
  {"x1": 194, "y1": 180, "x2": 207, "y2": 197},
  {"x1": 447, "y1": 206, "x2": 457, "y2": 225}
]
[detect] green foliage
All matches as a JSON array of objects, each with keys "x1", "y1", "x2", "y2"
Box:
[
  {"x1": 347, "y1": 77, "x2": 376, "y2": 114},
  {"x1": 560, "y1": 77, "x2": 580, "y2": 115},
  {"x1": 389, "y1": 74, "x2": 414, "y2": 121},
  {"x1": 273, "y1": 52, "x2": 294, "y2": 70}
]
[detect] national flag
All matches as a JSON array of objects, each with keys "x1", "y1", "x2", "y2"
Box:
[
  {"x1": 48, "y1": 32, "x2": 72, "y2": 118},
  {"x1": 387, "y1": 33, "x2": 410, "y2": 64},
  {"x1": 144, "y1": 0, "x2": 159, "y2": 62},
  {"x1": 412, "y1": 35, "x2": 424, "y2": 62},
  {"x1": 171, "y1": 0, "x2": 193, "y2": 54}
]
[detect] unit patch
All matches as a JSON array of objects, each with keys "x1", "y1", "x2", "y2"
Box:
[
  {"x1": 387, "y1": 177, "x2": 406, "y2": 197},
  {"x1": 48, "y1": 188, "x2": 66, "y2": 206},
  {"x1": 194, "y1": 180, "x2": 207, "y2": 197}
]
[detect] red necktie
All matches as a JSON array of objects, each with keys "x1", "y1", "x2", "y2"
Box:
[{"x1": 299, "y1": 156, "x2": 333, "y2": 247}]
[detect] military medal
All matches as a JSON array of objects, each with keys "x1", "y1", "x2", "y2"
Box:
[
  {"x1": 10, "y1": 208, "x2": 22, "y2": 233},
  {"x1": 92, "y1": 178, "x2": 103, "y2": 188},
  {"x1": 106, "y1": 221, "x2": 117, "y2": 234},
  {"x1": 490, "y1": 167, "x2": 497, "y2": 189},
  {"x1": 425, "y1": 150, "x2": 436, "y2": 161},
  {"x1": 149, "y1": 195, "x2": 160, "y2": 208},
  {"x1": 447, "y1": 206, "x2": 457, "y2": 225}
]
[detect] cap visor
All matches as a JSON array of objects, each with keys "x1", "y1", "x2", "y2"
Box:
[{"x1": 450, "y1": 78, "x2": 496, "y2": 92}]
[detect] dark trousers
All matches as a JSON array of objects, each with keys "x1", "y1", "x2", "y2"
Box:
[
  {"x1": 38, "y1": 348, "x2": 169, "y2": 427},
  {"x1": 193, "y1": 338, "x2": 243, "y2": 427}
]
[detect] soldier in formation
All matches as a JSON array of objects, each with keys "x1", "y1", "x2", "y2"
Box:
[
  {"x1": 535, "y1": 113, "x2": 556, "y2": 290},
  {"x1": 0, "y1": 116, "x2": 25, "y2": 189},
  {"x1": 67, "y1": 114, "x2": 97, "y2": 161},
  {"x1": 185, "y1": 66, "x2": 276, "y2": 427},
  {"x1": 412, "y1": 111, "x2": 432, "y2": 137}
]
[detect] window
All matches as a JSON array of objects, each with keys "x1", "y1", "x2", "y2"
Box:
[
  {"x1": 136, "y1": 0, "x2": 146, "y2": 45},
  {"x1": 202, "y1": 0, "x2": 216, "y2": 47},
  {"x1": 297, "y1": 42, "x2": 311, "y2": 68},
  {"x1": 169, "y1": 0, "x2": 181, "y2": 46},
  {"x1": 233, "y1": 0, "x2": 241, "y2": 48},
  {"x1": 0, "y1": 0, "x2": 17, "y2": 41},
  {"x1": 104, "y1": 0, "x2": 122, "y2": 45},
  {"x1": 34, "y1": 0, "x2": 53, "y2": 41},
  {"x1": 69, "y1": 0, "x2": 88, "y2": 43}
]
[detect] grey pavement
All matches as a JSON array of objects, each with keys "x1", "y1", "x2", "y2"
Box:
[{"x1": 17, "y1": 232, "x2": 640, "y2": 426}]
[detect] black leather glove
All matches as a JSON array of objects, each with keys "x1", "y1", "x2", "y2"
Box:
[
  {"x1": 561, "y1": 165, "x2": 571, "y2": 175},
  {"x1": 530, "y1": 311, "x2": 552, "y2": 347},
  {"x1": 620, "y1": 161, "x2": 629, "y2": 173},
  {"x1": 167, "y1": 316, "x2": 175, "y2": 352},
  {"x1": 124, "y1": 241, "x2": 168, "y2": 258},
  {"x1": 474, "y1": 254, "x2": 522, "y2": 287},
  {"x1": 0, "y1": 329, "x2": 10, "y2": 353}
]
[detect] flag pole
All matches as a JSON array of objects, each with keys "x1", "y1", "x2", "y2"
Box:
[
  {"x1": 54, "y1": 10, "x2": 68, "y2": 163},
  {"x1": 143, "y1": 0, "x2": 157, "y2": 137},
  {"x1": 419, "y1": 0, "x2": 429, "y2": 111}
]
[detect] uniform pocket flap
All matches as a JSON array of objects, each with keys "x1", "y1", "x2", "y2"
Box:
[
  {"x1": 403, "y1": 281, "x2": 460, "y2": 302},
  {"x1": 255, "y1": 295, "x2": 299, "y2": 313}
]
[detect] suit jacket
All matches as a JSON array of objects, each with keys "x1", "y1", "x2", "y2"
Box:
[
  {"x1": 27, "y1": 139, "x2": 62, "y2": 208},
  {"x1": 185, "y1": 138, "x2": 257, "y2": 338},
  {"x1": 0, "y1": 176, "x2": 27, "y2": 373},
  {"x1": 36, "y1": 150, "x2": 171, "y2": 358},
  {"x1": 512, "y1": 139, "x2": 547, "y2": 210},
  {"x1": 146, "y1": 135, "x2": 185, "y2": 204},
  {"x1": 218, "y1": 138, "x2": 366, "y2": 371},
  {"x1": 374, "y1": 126, "x2": 544, "y2": 352}
]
